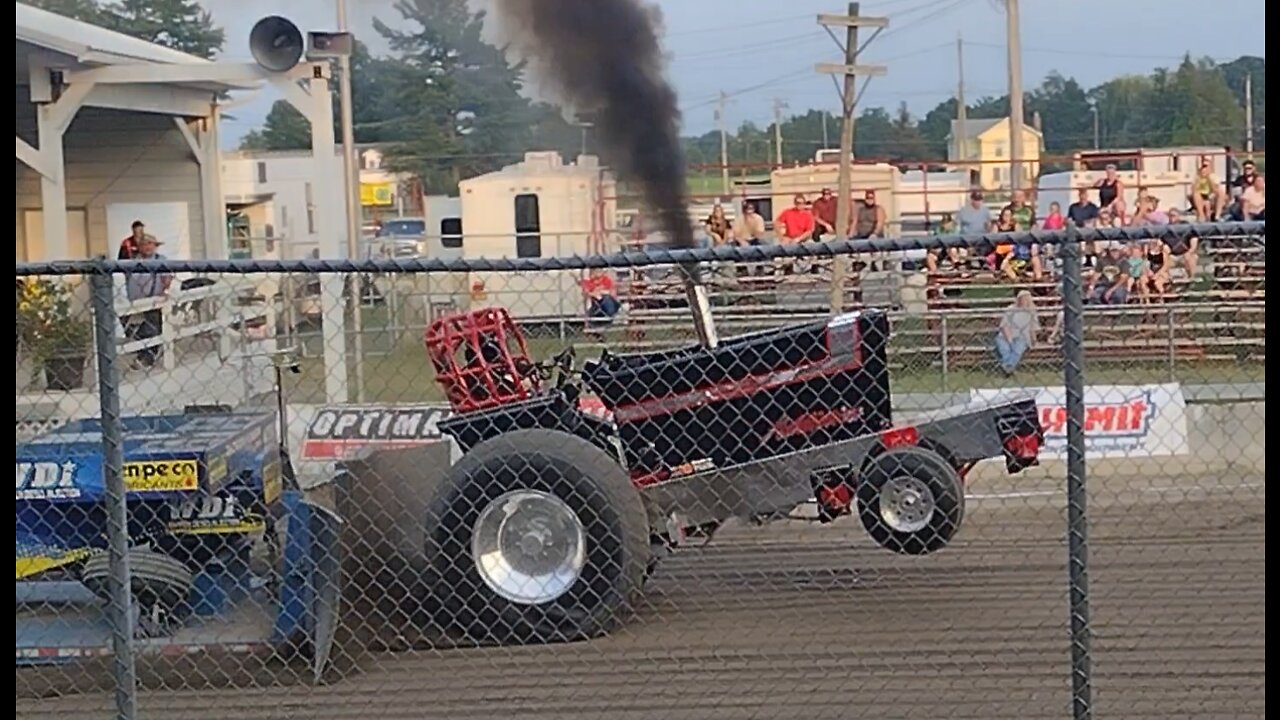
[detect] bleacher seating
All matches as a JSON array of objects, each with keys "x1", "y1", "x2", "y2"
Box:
[{"x1": 597, "y1": 231, "x2": 1264, "y2": 368}]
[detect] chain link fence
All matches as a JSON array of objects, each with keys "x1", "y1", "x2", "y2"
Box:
[{"x1": 15, "y1": 222, "x2": 1264, "y2": 720}]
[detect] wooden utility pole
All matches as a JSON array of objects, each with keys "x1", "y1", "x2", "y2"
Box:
[
  {"x1": 1006, "y1": 0, "x2": 1025, "y2": 192},
  {"x1": 717, "y1": 91, "x2": 730, "y2": 195},
  {"x1": 956, "y1": 34, "x2": 969, "y2": 179},
  {"x1": 1244, "y1": 73, "x2": 1254, "y2": 158},
  {"x1": 772, "y1": 98, "x2": 788, "y2": 166},
  {"x1": 817, "y1": 3, "x2": 888, "y2": 312}
]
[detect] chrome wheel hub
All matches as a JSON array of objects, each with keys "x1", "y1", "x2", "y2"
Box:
[
  {"x1": 879, "y1": 476, "x2": 937, "y2": 533},
  {"x1": 471, "y1": 489, "x2": 586, "y2": 605}
]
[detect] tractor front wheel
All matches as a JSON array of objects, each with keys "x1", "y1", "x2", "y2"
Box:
[{"x1": 425, "y1": 429, "x2": 649, "y2": 645}]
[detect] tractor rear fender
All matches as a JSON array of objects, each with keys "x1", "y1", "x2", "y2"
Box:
[{"x1": 438, "y1": 393, "x2": 620, "y2": 461}]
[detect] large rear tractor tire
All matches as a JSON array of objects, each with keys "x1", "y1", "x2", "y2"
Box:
[
  {"x1": 425, "y1": 429, "x2": 649, "y2": 645},
  {"x1": 857, "y1": 446, "x2": 965, "y2": 555}
]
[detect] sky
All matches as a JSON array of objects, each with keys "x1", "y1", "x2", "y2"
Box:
[{"x1": 208, "y1": 0, "x2": 1265, "y2": 149}]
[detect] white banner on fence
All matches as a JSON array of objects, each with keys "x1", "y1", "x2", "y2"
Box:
[{"x1": 971, "y1": 383, "x2": 1190, "y2": 459}]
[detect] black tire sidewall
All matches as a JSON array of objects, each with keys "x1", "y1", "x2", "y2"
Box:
[
  {"x1": 857, "y1": 447, "x2": 965, "y2": 555},
  {"x1": 425, "y1": 429, "x2": 647, "y2": 644}
]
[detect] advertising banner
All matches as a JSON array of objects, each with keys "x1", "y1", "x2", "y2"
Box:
[{"x1": 971, "y1": 383, "x2": 1190, "y2": 459}]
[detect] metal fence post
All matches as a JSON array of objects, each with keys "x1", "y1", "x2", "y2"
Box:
[
  {"x1": 1060, "y1": 224, "x2": 1093, "y2": 719},
  {"x1": 89, "y1": 267, "x2": 138, "y2": 720},
  {"x1": 939, "y1": 314, "x2": 950, "y2": 392}
]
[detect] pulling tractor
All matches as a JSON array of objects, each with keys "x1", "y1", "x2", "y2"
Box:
[{"x1": 340, "y1": 306, "x2": 1043, "y2": 646}]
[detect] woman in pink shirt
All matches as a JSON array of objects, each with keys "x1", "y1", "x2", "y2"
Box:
[{"x1": 1042, "y1": 202, "x2": 1066, "y2": 230}]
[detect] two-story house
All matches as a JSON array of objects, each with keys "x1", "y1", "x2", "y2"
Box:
[{"x1": 947, "y1": 117, "x2": 1044, "y2": 192}]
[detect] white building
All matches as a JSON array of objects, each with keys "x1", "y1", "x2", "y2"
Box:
[
  {"x1": 458, "y1": 152, "x2": 617, "y2": 319},
  {"x1": 222, "y1": 146, "x2": 426, "y2": 259},
  {"x1": 15, "y1": 3, "x2": 242, "y2": 262},
  {"x1": 14, "y1": 6, "x2": 308, "y2": 419}
]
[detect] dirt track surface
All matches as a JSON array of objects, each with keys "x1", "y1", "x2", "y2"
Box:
[{"x1": 17, "y1": 477, "x2": 1265, "y2": 720}]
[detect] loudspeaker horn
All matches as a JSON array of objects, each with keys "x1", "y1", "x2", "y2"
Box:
[{"x1": 249, "y1": 16, "x2": 305, "y2": 73}]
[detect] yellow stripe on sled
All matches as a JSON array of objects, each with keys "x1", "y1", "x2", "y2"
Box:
[{"x1": 16, "y1": 548, "x2": 93, "y2": 580}]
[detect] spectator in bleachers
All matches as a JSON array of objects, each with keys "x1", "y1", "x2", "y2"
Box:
[
  {"x1": 1228, "y1": 160, "x2": 1258, "y2": 220},
  {"x1": 1126, "y1": 242, "x2": 1155, "y2": 303},
  {"x1": 1003, "y1": 189, "x2": 1036, "y2": 231},
  {"x1": 850, "y1": 190, "x2": 887, "y2": 239},
  {"x1": 704, "y1": 205, "x2": 732, "y2": 245},
  {"x1": 1097, "y1": 206, "x2": 1121, "y2": 229},
  {"x1": 990, "y1": 207, "x2": 1017, "y2": 271},
  {"x1": 734, "y1": 202, "x2": 766, "y2": 245},
  {"x1": 925, "y1": 213, "x2": 966, "y2": 273},
  {"x1": 810, "y1": 188, "x2": 837, "y2": 241},
  {"x1": 1164, "y1": 208, "x2": 1200, "y2": 277},
  {"x1": 1002, "y1": 231, "x2": 1044, "y2": 282},
  {"x1": 1241, "y1": 174, "x2": 1265, "y2": 220},
  {"x1": 1191, "y1": 158, "x2": 1226, "y2": 221},
  {"x1": 1094, "y1": 164, "x2": 1126, "y2": 221},
  {"x1": 1068, "y1": 188, "x2": 1100, "y2": 228},
  {"x1": 1042, "y1": 202, "x2": 1066, "y2": 230},
  {"x1": 776, "y1": 194, "x2": 815, "y2": 243},
  {"x1": 582, "y1": 267, "x2": 621, "y2": 323},
  {"x1": 1086, "y1": 242, "x2": 1131, "y2": 305},
  {"x1": 993, "y1": 290, "x2": 1039, "y2": 376},
  {"x1": 1143, "y1": 237, "x2": 1170, "y2": 299},
  {"x1": 1067, "y1": 188, "x2": 1100, "y2": 268},
  {"x1": 958, "y1": 191, "x2": 992, "y2": 234},
  {"x1": 1128, "y1": 195, "x2": 1169, "y2": 226},
  {"x1": 1235, "y1": 160, "x2": 1259, "y2": 193}
]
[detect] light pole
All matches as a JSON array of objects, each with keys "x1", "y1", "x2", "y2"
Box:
[
  {"x1": 1089, "y1": 100, "x2": 1099, "y2": 150},
  {"x1": 336, "y1": 0, "x2": 364, "y2": 402}
]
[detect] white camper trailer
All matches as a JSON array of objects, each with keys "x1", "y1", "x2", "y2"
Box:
[{"x1": 458, "y1": 152, "x2": 617, "y2": 320}]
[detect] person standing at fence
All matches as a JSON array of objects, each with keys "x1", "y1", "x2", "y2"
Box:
[
  {"x1": 993, "y1": 290, "x2": 1039, "y2": 375},
  {"x1": 123, "y1": 234, "x2": 172, "y2": 369},
  {"x1": 118, "y1": 220, "x2": 146, "y2": 260}
]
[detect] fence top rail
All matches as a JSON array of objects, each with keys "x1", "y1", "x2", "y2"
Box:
[{"x1": 15, "y1": 222, "x2": 1263, "y2": 277}]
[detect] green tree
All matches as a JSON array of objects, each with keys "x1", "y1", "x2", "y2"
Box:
[
  {"x1": 21, "y1": 0, "x2": 224, "y2": 59},
  {"x1": 1160, "y1": 57, "x2": 1246, "y2": 148},
  {"x1": 852, "y1": 107, "x2": 894, "y2": 159},
  {"x1": 104, "y1": 0, "x2": 224, "y2": 59},
  {"x1": 1025, "y1": 72, "x2": 1092, "y2": 154},
  {"x1": 1220, "y1": 55, "x2": 1264, "y2": 151},
  {"x1": 886, "y1": 102, "x2": 929, "y2": 163},
  {"x1": 1089, "y1": 74, "x2": 1160, "y2": 148},
  {"x1": 21, "y1": 0, "x2": 107, "y2": 23},
  {"x1": 238, "y1": 100, "x2": 311, "y2": 151},
  {"x1": 375, "y1": 0, "x2": 538, "y2": 192}
]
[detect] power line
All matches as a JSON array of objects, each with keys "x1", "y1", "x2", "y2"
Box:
[
  {"x1": 675, "y1": 31, "x2": 826, "y2": 62},
  {"x1": 964, "y1": 40, "x2": 1240, "y2": 64}
]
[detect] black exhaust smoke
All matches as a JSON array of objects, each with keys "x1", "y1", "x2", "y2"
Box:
[{"x1": 494, "y1": 0, "x2": 693, "y2": 249}]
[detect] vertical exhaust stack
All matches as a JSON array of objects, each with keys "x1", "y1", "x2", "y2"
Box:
[{"x1": 494, "y1": 0, "x2": 718, "y2": 347}]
